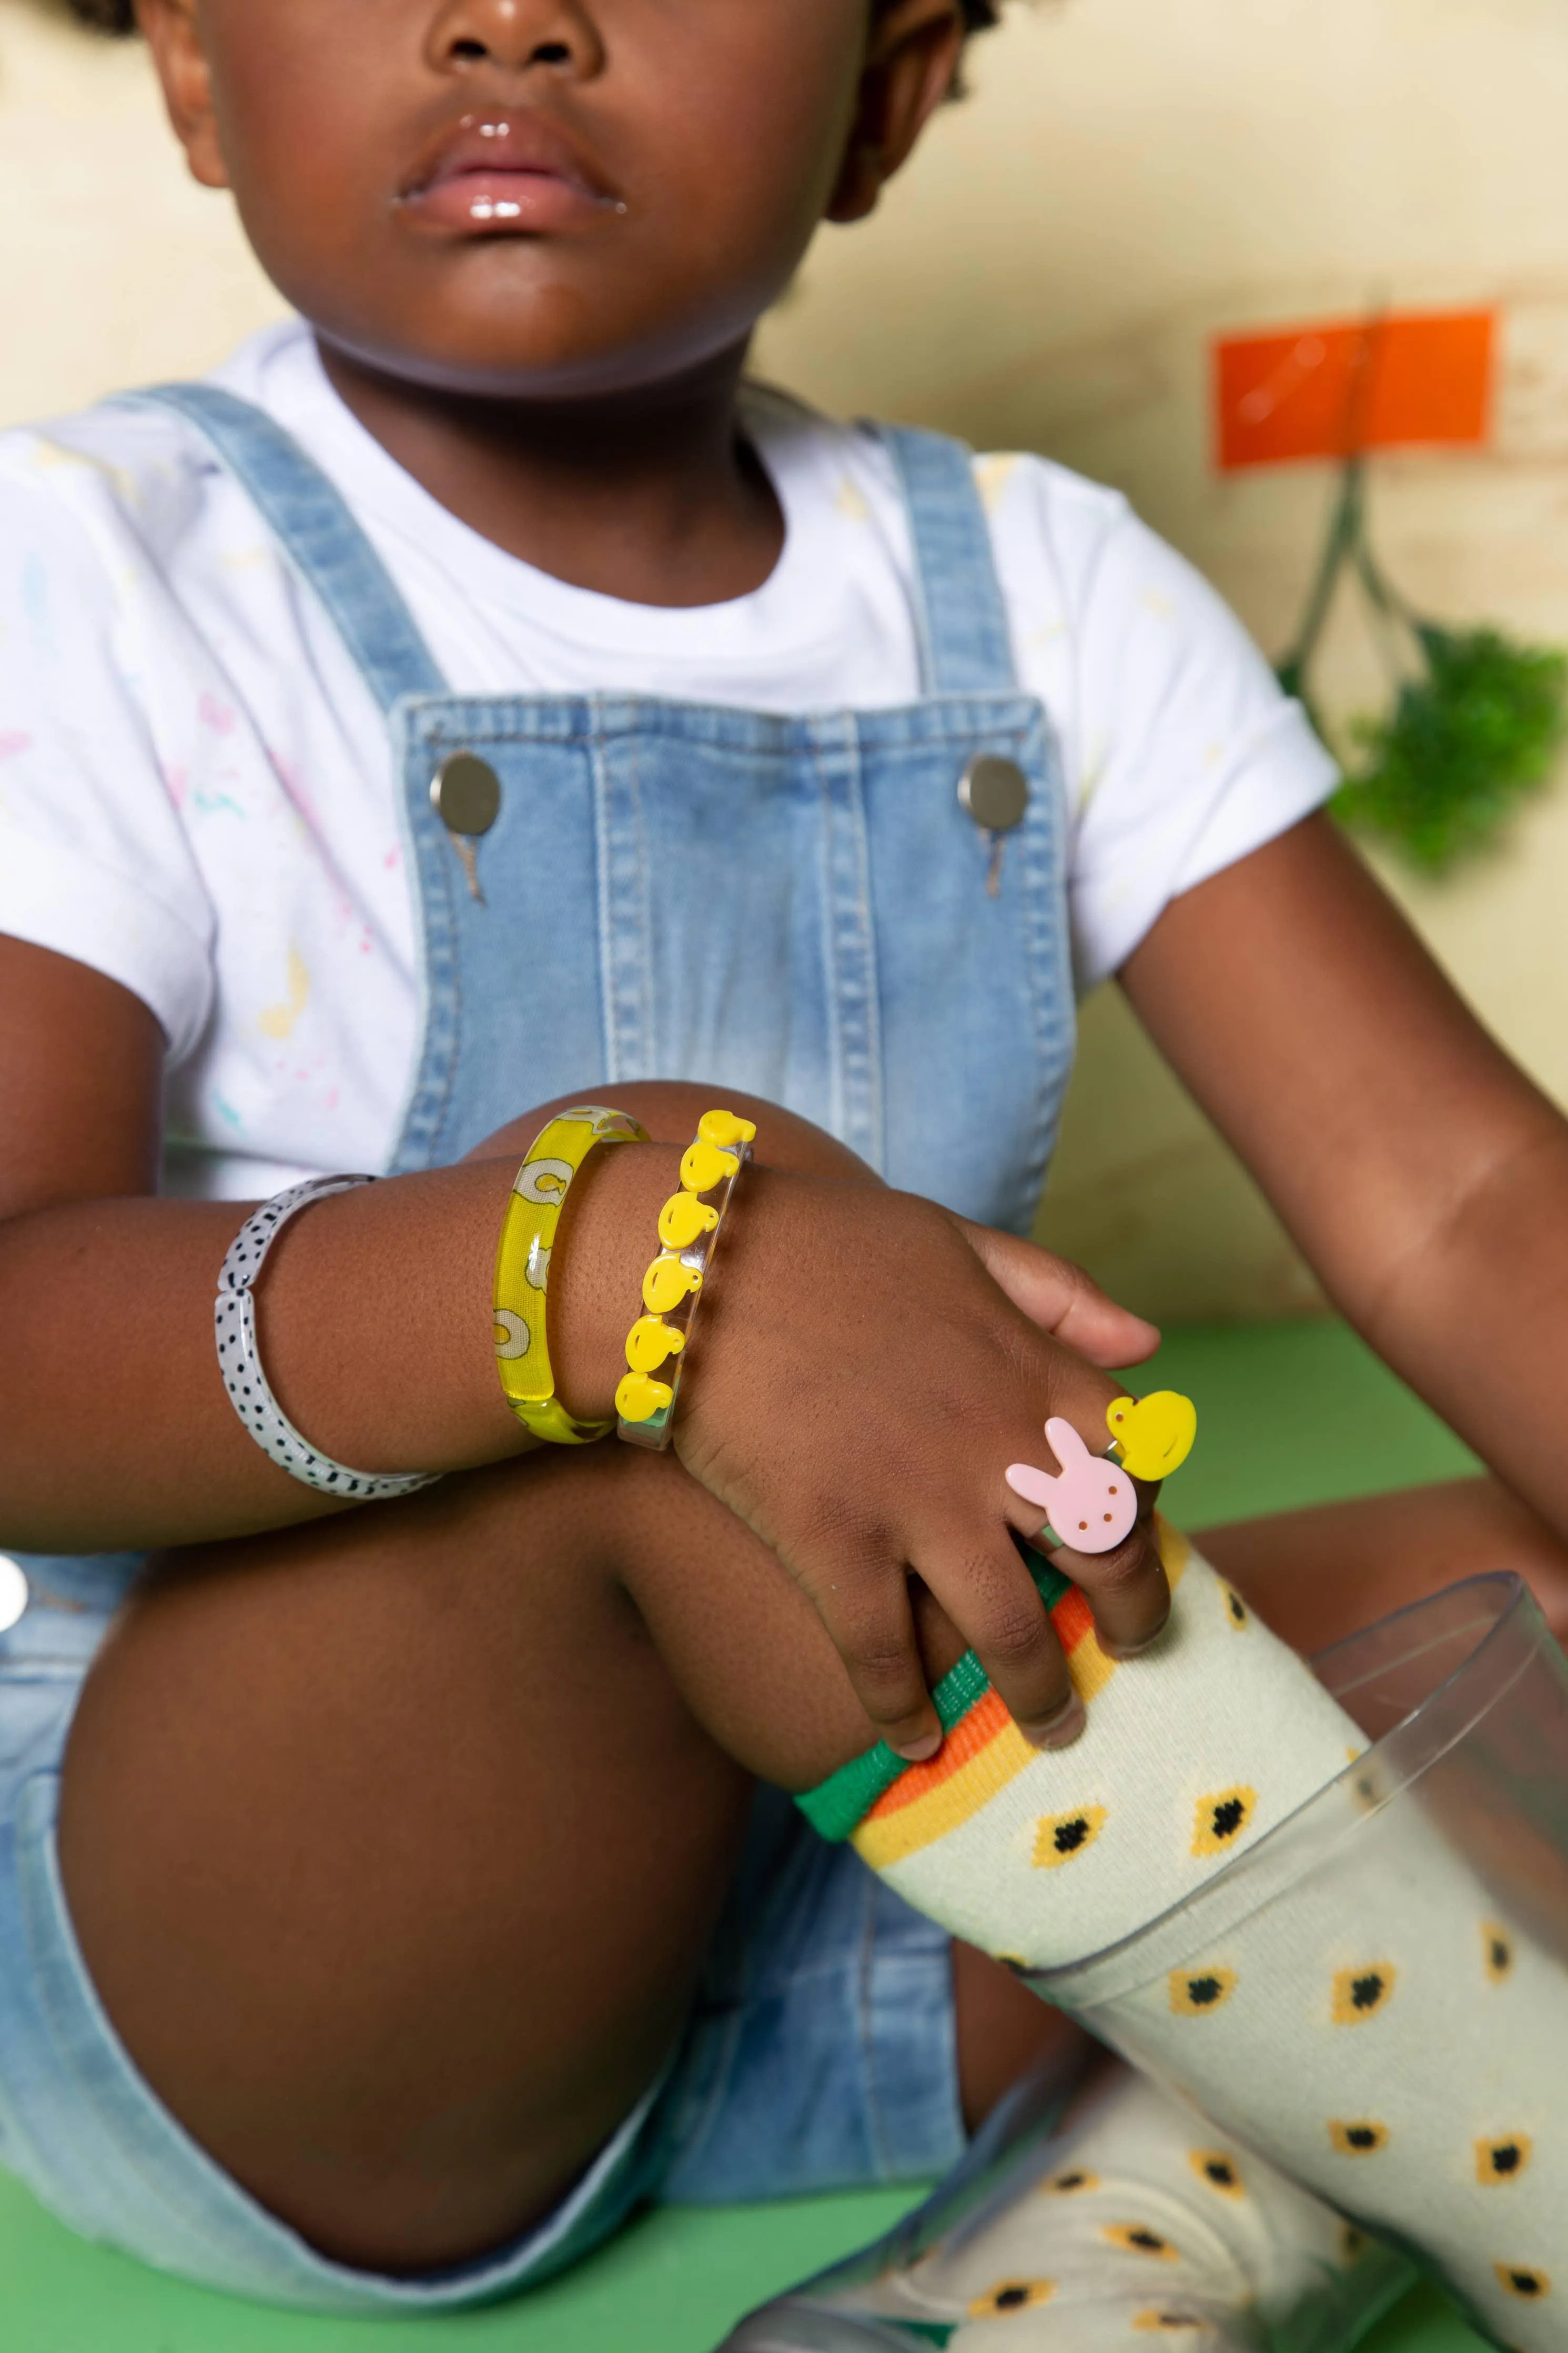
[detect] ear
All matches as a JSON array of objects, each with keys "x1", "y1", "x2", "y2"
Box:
[
  {"x1": 135, "y1": 0, "x2": 230, "y2": 191},
  {"x1": 826, "y1": 0, "x2": 967, "y2": 226}
]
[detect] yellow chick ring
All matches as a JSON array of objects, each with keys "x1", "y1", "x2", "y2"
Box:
[{"x1": 1106, "y1": 1391, "x2": 1198, "y2": 1483}]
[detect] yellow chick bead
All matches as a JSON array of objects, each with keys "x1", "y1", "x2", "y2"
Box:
[
  {"x1": 625, "y1": 1316, "x2": 685, "y2": 1374},
  {"x1": 643, "y1": 1256, "x2": 703, "y2": 1315},
  {"x1": 698, "y1": 1109, "x2": 757, "y2": 1149},
  {"x1": 615, "y1": 1370, "x2": 674, "y2": 1424},
  {"x1": 681, "y1": 1138, "x2": 737, "y2": 1195},
  {"x1": 1107, "y1": 1391, "x2": 1198, "y2": 1482},
  {"x1": 657, "y1": 1192, "x2": 719, "y2": 1251}
]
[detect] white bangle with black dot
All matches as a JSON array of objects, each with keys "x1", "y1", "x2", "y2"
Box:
[{"x1": 215, "y1": 1175, "x2": 440, "y2": 1502}]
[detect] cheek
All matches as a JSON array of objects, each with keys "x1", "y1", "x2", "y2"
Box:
[
  {"x1": 617, "y1": 21, "x2": 863, "y2": 291},
  {"x1": 199, "y1": 5, "x2": 407, "y2": 269}
]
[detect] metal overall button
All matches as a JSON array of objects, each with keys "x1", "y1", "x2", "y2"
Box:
[
  {"x1": 958, "y1": 755, "x2": 1029, "y2": 896},
  {"x1": 430, "y1": 752, "x2": 502, "y2": 903}
]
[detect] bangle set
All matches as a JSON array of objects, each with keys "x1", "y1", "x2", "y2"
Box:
[
  {"x1": 615, "y1": 1109, "x2": 755, "y2": 1452},
  {"x1": 215, "y1": 1104, "x2": 752, "y2": 1495},
  {"x1": 492, "y1": 1104, "x2": 650, "y2": 1445},
  {"x1": 215, "y1": 1175, "x2": 441, "y2": 1501},
  {"x1": 212, "y1": 1112, "x2": 1184, "y2": 1539}
]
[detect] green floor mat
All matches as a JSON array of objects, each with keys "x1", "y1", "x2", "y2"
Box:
[{"x1": 0, "y1": 1319, "x2": 1489, "y2": 2352}]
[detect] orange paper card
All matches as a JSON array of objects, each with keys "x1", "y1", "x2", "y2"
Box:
[{"x1": 1215, "y1": 310, "x2": 1495, "y2": 470}]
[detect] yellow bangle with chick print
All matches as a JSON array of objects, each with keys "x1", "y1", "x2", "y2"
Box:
[{"x1": 494, "y1": 1104, "x2": 649, "y2": 1445}]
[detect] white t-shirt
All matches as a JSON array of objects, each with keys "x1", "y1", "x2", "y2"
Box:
[{"x1": 0, "y1": 321, "x2": 1334, "y2": 1200}]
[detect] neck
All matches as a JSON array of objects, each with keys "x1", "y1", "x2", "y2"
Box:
[{"x1": 315, "y1": 338, "x2": 784, "y2": 608}]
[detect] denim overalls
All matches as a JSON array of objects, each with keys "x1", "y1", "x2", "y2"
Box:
[{"x1": 0, "y1": 385, "x2": 1080, "y2": 2309}]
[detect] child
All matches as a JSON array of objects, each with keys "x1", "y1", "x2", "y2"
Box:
[{"x1": 1, "y1": 0, "x2": 1565, "y2": 2330}]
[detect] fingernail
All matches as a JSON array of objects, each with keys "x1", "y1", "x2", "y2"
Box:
[
  {"x1": 1100, "y1": 1625, "x2": 1169, "y2": 1662},
  {"x1": 1026, "y1": 1697, "x2": 1086, "y2": 1751},
  {"x1": 894, "y1": 1730, "x2": 943, "y2": 1764}
]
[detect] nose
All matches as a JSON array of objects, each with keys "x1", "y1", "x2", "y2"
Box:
[{"x1": 427, "y1": 0, "x2": 604, "y2": 79}]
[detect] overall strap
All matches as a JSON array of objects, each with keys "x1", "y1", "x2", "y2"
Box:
[
  {"x1": 120, "y1": 384, "x2": 449, "y2": 716},
  {"x1": 874, "y1": 424, "x2": 1017, "y2": 696}
]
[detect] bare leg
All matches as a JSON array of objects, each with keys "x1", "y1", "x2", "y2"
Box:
[
  {"x1": 1199, "y1": 1473, "x2": 1568, "y2": 1654},
  {"x1": 58, "y1": 1441, "x2": 1068, "y2": 2276}
]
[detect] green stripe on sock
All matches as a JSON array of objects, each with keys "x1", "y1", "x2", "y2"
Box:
[{"x1": 795, "y1": 1544, "x2": 1070, "y2": 1844}]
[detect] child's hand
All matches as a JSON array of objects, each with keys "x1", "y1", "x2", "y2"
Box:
[{"x1": 675, "y1": 1170, "x2": 1170, "y2": 1760}]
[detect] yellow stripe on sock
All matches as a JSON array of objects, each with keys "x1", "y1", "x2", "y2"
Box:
[
  {"x1": 853, "y1": 1697, "x2": 1038, "y2": 1869},
  {"x1": 851, "y1": 1516, "x2": 1193, "y2": 1873}
]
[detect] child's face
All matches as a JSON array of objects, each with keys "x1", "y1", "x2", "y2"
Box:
[{"x1": 140, "y1": 0, "x2": 964, "y2": 400}]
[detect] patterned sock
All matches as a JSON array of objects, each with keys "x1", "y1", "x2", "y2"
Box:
[
  {"x1": 798, "y1": 1525, "x2": 1363, "y2": 1969},
  {"x1": 799, "y1": 1529, "x2": 1568, "y2": 2349},
  {"x1": 797, "y1": 2067, "x2": 1412, "y2": 2352}
]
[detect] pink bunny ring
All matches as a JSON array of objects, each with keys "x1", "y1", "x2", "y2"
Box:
[{"x1": 1006, "y1": 1417, "x2": 1138, "y2": 1554}]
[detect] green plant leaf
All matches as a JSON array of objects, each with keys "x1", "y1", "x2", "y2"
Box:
[{"x1": 1332, "y1": 625, "x2": 1568, "y2": 874}]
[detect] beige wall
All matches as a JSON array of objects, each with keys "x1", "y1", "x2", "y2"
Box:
[{"x1": 5, "y1": 0, "x2": 1568, "y2": 1320}]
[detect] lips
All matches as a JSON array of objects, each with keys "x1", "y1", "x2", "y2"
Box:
[{"x1": 399, "y1": 111, "x2": 621, "y2": 235}]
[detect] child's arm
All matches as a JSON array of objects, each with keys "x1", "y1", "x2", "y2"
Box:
[
  {"x1": 0, "y1": 933, "x2": 1167, "y2": 1761},
  {"x1": 1123, "y1": 808, "x2": 1568, "y2": 1533}
]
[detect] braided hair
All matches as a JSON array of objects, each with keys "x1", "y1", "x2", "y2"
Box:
[{"x1": 68, "y1": 0, "x2": 1004, "y2": 35}]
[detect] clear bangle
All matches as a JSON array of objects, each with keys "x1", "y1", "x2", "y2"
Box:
[
  {"x1": 615, "y1": 1110, "x2": 755, "y2": 1451},
  {"x1": 215, "y1": 1176, "x2": 441, "y2": 1502}
]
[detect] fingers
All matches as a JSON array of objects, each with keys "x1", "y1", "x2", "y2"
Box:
[
  {"x1": 955, "y1": 1220, "x2": 1161, "y2": 1370},
  {"x1": 920, "y1": 1534, "x2": 1086, "y2": 1749},
  {"x1": 822, "y1": 1569, "x2": 945, "y2": 1762},
  {"x1": 1045, "y1": 1512, "x2": 1171, "y2": 1660}
]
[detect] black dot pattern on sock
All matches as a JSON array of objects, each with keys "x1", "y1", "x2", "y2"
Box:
[
  {"x1": 1192, "y1": 1787, "x2": 1257, "y2": 1858},
  {"x1": 1106, "y1": 2224, "x2": 1179, "y2": 2261},
  {"x1": 1169, "y1": 1965, "x2": 1239, "y2": 2016},
  {"x1": 1043, "y1": 2167, "x2": 1099, "y2": 2195},
  {"x1": 1135, "y1": 2314, "x2": 1205, "y2": 2334},
  {"x1": 1330, "y1": 2119, "x2": 1390, "y2": 2156},
  {"x1": 969, "y1": 2279, "x2": 1055, "y2": 2317},
  {"x1": 1221, "y1": 1584, "x2": 1248, "y2": 1629},
  {"x1": 1495, "y1": 2265, "x2": 1551, "y2": 2300},
  {"x1": 1331, "y1": 1963, "x2": 1397, "y2": 2025},
  {"x1": 1477, "y1": 2135, "x2": 1532, "y2": 2185},
  {"x1": 1033, "y1": 1805, "x2": 1107, "y2": 1871},
  {"x1": 1484, "y1": 1924, "x2": 1516, "y2": 1985},
  {"x1": 1190, "y1": 2149, "x2": 1244, "y2": 2197}
]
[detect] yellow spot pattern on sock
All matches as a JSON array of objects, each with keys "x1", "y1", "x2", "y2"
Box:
[
  {"x1": 1106, "y1": 2223, "x2": 1180, "y2": 2260},
  {"x1": 1495, "y1": 2265, "x2": 1551, "y2": 2301},
  {"x1": 1169, "y1": 1965, "x2": 1238, "y2": 2016},
  {"x1": 1135, "y1": 2314, "x2": 1206, "y2": 2334},
  {"x1": 1033, "y1": 1804, "x2": 1108, "y2": 1870},
  {"x1": 1477, "y1": 2135, "x2": 1532, "y2": 2185},
  {"x1": 1189, "y1": 2149, "x2": 1245, "y2": 2197},
  {"x1": 969, "y1": 2278, "x2": 1055, "y2": 2317},
  {"x1": 1331, "y1": 1963, "x2": 1397, "y2": 2025},
  {"x1": 1220, "y1": 1583, "x2": 1249, "y2": 1629},
  {"x1": 1484, "y1": 1923, "x2": 1516, "y2": 1984},
  {"x1": 1192, "y1": 1786, "x2": 1257, "y2": 1857},
  {"x1": 1330, "y1": 2119, "x2": 1390, "y2": 2156}
]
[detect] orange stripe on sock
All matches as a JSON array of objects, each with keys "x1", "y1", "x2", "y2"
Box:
[
  {"x1": 868, "y1": 1688, "x2": 1015, "y2": 1819},
  {"x1": 854, "y1": 1714, "x2": 1040, "y2": 1869}
]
